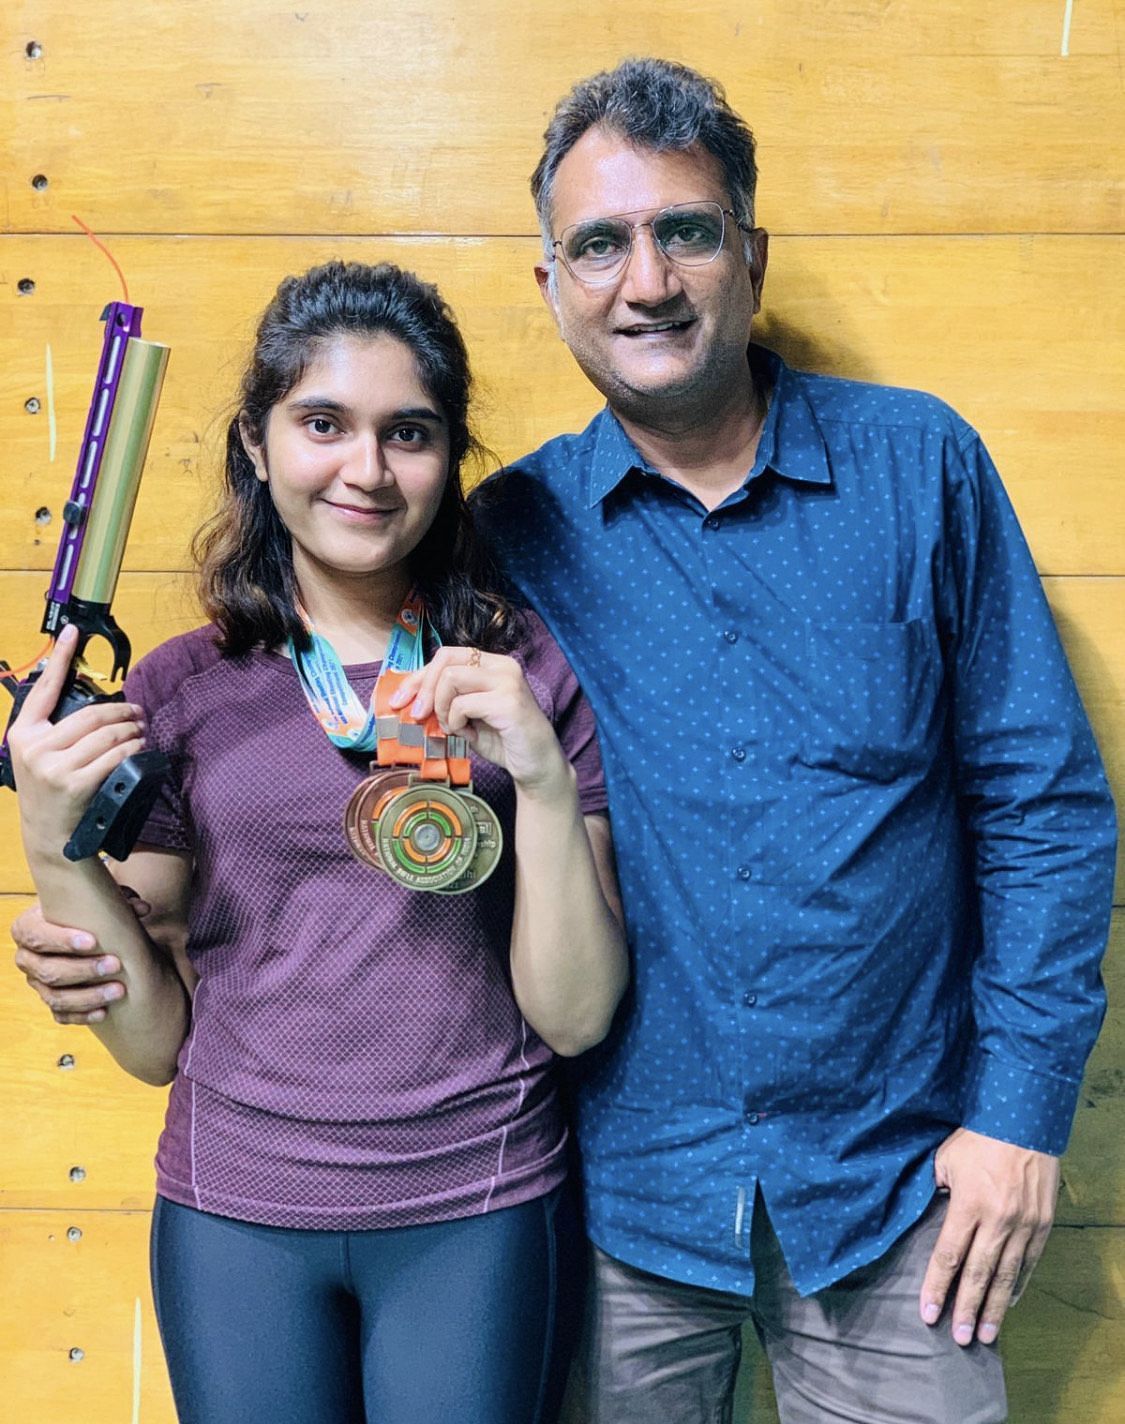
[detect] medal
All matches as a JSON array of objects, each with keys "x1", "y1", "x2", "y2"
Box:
[
  {"x1": 342, "y1": 767, "x2": 413, "y2": 871},
  {"x1": 375, "y1": 782, "x2": 480, "y2": 891},
  {"x1": 292, "y1": 597, "x2": 503, "y2": 893},
  {"x1": 433, "y1": 789, "x2": 504, "y2": 896}
]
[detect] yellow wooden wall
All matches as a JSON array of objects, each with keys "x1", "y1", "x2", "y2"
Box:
[{"x1": 2, "y1": 2, "x2": 1122, "y2": 1419}]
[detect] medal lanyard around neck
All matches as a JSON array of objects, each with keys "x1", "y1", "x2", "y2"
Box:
[{"x1": 288, "y1": 594, "x2": 436, "y2": 752}]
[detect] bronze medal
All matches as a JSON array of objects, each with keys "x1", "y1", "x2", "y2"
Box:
[
  {"x1": 343, "y1": 780, "x2": 384, "y2": 865},
  {"x1": 343, "y1": 768, "x2": 413, "y2": 870}
]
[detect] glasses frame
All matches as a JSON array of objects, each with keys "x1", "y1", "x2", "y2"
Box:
[{"x1": 550, "y1": 201, "x2": 753, "y2": 287}]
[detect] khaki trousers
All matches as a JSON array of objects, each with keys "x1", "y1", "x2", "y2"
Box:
[{"x1": 563, "y1": 1195, "x2": 1007, "y2": 1424}]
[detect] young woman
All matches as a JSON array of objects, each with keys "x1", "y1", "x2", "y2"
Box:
[{"x1": 9, "y1": 261, "x2": 627, "y2": 1424}]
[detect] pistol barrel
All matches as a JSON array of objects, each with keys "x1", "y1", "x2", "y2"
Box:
[
  {"x1": 71, "y1": 336, "x2": 169, "y2": 608},
  {"x1": 41, "y1": 302, "x2": 169, "y2": 679}
]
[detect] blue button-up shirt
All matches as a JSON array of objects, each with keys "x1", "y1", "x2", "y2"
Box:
[{"x1": 473, "y1": 347, "x2": 1115, "y2": 1296}]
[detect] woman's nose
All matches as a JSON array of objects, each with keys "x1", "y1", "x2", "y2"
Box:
[{"x1": 344, "y1": 436, "x2": 390, "y2": 489}]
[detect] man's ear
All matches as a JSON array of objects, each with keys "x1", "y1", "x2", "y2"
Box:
[
  {"x1": 748, "y1": 228, "x2": 769, "y2": 316},
  {"x1": 534, "y1": 262, "x2": 563, "y2": 332},
  {"x1": 239, "y1": 415, "x2": 269, "y2": 483}
]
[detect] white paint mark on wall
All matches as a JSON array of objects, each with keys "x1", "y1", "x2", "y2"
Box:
[
  {"x1": 132, "y1": 1296, "x2": 142, "y2": 1424},
  {"x1": 45, "y1": 343, "x2": 57, "y2": 461},
  {"x1": 1061, "y1": 0, "x2": 1075, "y2": 57}
]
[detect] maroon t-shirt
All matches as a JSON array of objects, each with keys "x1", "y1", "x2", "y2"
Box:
[{"x1": 122, "y1": 614, "x2": 607, "y2": 1229}]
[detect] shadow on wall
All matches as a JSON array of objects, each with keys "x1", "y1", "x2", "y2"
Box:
[{"x1": 756, "y1": 245, "x2": 882, "y2": 385}]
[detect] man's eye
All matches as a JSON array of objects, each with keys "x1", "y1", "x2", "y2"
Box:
[
  {"x1": 661, "y1": 217, "x2": 720, "y2": 251},
  {"x1": 569, "y1": 227, "x2": 627, "y2": 262}
]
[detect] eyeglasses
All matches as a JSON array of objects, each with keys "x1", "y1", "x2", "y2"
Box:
[{"x1": 550, "y1": 201, "x2": 749, "y2": 286}]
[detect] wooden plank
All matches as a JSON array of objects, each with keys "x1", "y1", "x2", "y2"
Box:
[
  {"x1": 0, "y1": 895, "x2": 171, "y2": 1210},
  {"x1": 1057, "y1": 913, "x2": 1125, "y2": 1226},
  {"x1": 2, "y1": 1, "x2": 1123, "y2": 237},
  {"x1": 2, "y1": 927, "x2": 1120, "y2": 1423},
  {"x1": 2, "y1": 896, "x2": 1121, "y2": 1216},
  {"x1": 993, "y1": 1226, "x2": 1125, "y2": 1423},
  {"x1": 1, "y1": 235, "x2": 1122, "y2": 575},
  {"x1": 0, "y1": 1209, "x2": 175, "y2": 1423},
  {"x1": 0, "y1": 572, "x2": 1121, "y2": 892},
  {"x1": 0, "y1": 1214, "x2": 1119, "y2": 1424},
  {"x1": 1043, "y1": 578, "x2": 1125, "y2": 899}
]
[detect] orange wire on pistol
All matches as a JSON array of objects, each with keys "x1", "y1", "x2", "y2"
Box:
[
  {"x1": 71, "y1": 214, "x2": 130, "y2": 303},
  {"x1": 6, "y1": 640, "x2": 55, "y2": 679}
]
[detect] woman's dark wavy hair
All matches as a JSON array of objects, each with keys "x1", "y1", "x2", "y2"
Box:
[{"x1": 194, "y1": 260, "x2": 522, "y2": 655}]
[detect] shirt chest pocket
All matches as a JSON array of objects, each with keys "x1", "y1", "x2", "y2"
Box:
[{"x1": 798, "y1": 619, "x2": 943, "y2": 780}]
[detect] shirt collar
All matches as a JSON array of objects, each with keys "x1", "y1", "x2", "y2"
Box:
[{"x1": 583, "y1": 344, "x2": 833, "y2": 509}]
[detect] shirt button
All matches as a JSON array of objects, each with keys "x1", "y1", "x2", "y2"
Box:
[
  {"x1": 736, "y1": 865, "x2": 752, "y2": 881},
  {"x1": 723, "y1": 629, "x2": 738, "y2": 644},
  {"x1": 730, "y1": 745, "x2": 746, "y2": 762},
  {"x1": 742, "y1": 991, "x2": 758, "y2": 1007},
  {"x1": 705, "y1": 515, "x2": 722, "y2": 530}
]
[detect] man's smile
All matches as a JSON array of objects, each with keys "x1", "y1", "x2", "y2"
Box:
[{"x1": 614, "y1": 317, "x2": 698, "y2": 337}]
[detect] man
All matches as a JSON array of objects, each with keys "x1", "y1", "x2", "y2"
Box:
[
  {"x1": 13, "y1": 57, "x2": 1116, "y2": 1424},
  {"x1": 471, "y1": 59, "x2": 1115, "y2": 1422}
]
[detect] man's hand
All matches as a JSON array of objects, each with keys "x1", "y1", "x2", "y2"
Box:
[
  {"x1": 11, "y1": 899, "x2": 145, "y2": 1025},
  {"x1": 920, "y1": 1127, "x2": 1059, "y2": 1345}
]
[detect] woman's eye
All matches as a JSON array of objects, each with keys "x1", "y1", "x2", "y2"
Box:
[
  {"x1": 391, "y1": 425, "x2": 427, "y2": 445},
  {"x1": 307, "y1": 417, "x2": 337, "y2": 436}
]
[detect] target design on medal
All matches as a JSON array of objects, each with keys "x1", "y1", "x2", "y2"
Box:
[{"x1": 376, "y1": 784, "x2": 479, "y2": 890}]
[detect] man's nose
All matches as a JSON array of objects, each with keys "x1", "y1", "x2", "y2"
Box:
[{"x1": 618, "y1": 224, "x2": 683, "y2": 305}]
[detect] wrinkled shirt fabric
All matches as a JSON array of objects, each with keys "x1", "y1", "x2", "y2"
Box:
[{"x1": 473, "y1": 346, "x2": 1115, "y2": 1296}]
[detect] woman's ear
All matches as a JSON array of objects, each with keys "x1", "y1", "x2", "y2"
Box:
[{"x1": 239, "y1": 415, "x2": 269, "y2": 483}]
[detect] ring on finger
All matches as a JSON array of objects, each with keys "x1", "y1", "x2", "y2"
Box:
[{"x1": 467, "y1": 648, "x2": 482, "y2": 668}]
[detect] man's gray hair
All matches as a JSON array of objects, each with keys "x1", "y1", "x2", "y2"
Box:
[{"x1": 531, "y1": 57, "x2": 758, "y2": 257}]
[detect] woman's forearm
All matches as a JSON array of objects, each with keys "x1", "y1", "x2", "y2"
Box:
[
  {"x1": 509, "y1": 768, "x2": 627, "y2": 1056},
  {"x1": 23, "y1": 831, "x2": 190, "y2": 1085}
]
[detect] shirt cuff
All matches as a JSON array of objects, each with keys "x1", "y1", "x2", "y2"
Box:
[{"x1": 961, "y1": 1050, "x2": 1080, "y2": 1157}]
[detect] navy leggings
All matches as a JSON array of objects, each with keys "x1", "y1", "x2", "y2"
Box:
[{"x1": 151, "y1": 1187, "x2": 579, "y2": 1424}]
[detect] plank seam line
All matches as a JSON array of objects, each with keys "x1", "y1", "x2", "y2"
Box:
[{"x1": 4, "y1": 230, "x2": 1125, "y2": 241}]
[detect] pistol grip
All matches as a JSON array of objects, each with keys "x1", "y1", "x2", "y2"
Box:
[{"x1": 63, "y1": 749, "x2": 171, "y2": 862}]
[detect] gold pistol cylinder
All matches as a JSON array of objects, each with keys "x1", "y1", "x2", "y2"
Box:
[{"x1": 72, "y1": 336, "x2": 170, "y2": 606}]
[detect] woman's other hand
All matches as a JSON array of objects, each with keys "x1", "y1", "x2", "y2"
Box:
[{"x1": 390, "y1": 648, "x2": 571, "y2": 799}]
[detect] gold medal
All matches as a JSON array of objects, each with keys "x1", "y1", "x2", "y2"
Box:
[
  {"x1": 433, "y1": 789, "x2": 504, "y2": 895},
  {"x1": 375, "y1": 782, "x2": 480, "y2": 892}
]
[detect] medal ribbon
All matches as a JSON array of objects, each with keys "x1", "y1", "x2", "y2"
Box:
[{"x1": 289, "y1": 595, "x2": 471, "y2": 785}]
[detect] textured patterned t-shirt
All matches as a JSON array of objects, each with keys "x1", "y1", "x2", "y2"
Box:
[{"x1": 123, "y1": 612, "x2": 607, "y2": 1229}]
